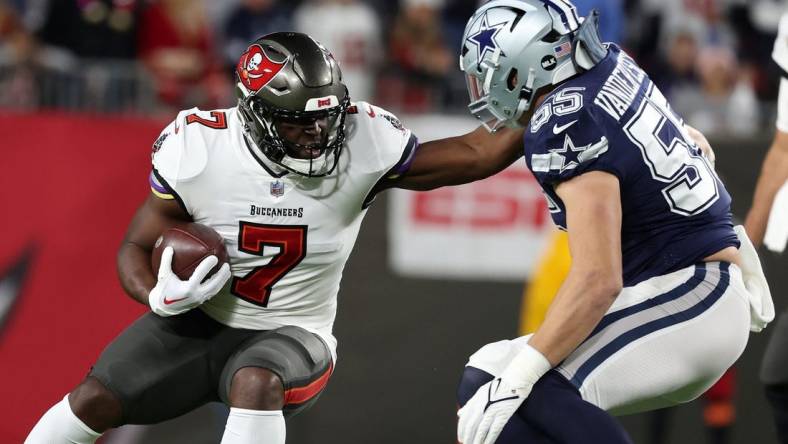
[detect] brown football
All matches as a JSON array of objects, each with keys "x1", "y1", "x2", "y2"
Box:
[{"x1": 151, "y1": 223, "x2": 230, "y2": 281}]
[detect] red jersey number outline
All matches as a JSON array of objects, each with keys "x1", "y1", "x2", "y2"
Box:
[
  {"x1": 231, "y1": 222, "x2": 307, "y2": 307},
  {"x1": 185, "y1": 111, "x2": 228, "y2": 130}
]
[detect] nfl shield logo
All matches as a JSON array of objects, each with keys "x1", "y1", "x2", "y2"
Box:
[{"x1": 270, "y1": 180, "x2": 285, "y2": 197}]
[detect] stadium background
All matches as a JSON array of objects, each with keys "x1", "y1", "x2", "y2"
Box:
[{"x1": 0, "y1": 0, "x2": 785, "y2": 443}]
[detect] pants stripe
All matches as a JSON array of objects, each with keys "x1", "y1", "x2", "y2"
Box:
[
  {"x1": 284, "y1": 361, "x2": 333, "y2": 406},
  {"x1": 588, "y1": 266, "x2": 707, "y2": 338},
  {"x1": 566, "y1": 262, "x2": 730, "y2": 388}
]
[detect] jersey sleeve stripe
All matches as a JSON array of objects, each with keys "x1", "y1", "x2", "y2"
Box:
[
  {"x1": 151, "y1": 188, "x2": 175, "y2": 200},
  {"x1": 360, "y1": 133, "x2": 419, "y2": 209},
  {"x1": 387, "y1": 133, "x2": 419, "y2": 179},
  {"x1": 151, "y1": 168, "x2": 191, "y2": 216},
  {"x1": 149, "y1": 171, "x2": 173, "y2": 197}
]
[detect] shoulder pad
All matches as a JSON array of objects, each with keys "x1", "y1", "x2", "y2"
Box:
[
  {"x1": 347, "y1": 101, "x2": 417, "y2": 175},
  {"x1": 151, "y1": 108, "x2": 208, "y2": 183},
  {"x1": 354, "y1": 101, "x2": 409, "y2": 134},
  {"x1": 525, "y1": 100, "x2": 612, "y2": 183},
  {"x1": 526, "y1": 86, "x2": 595, "y2": 138}
]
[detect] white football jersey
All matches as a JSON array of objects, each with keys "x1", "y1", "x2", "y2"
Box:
[{"x1": 149, "y1": 103, "x2": 417, "y2": 362}]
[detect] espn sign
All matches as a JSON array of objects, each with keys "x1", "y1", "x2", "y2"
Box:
[
  {"x1": 389, "y1": 161, "x2": 554, "y2": 281},
  {"x1": 411, "y1": 167, "x2": 549, "y2": 229}
]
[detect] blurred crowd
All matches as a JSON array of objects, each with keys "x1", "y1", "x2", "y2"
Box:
[{"x1": 0, "y1": 0, "x2": 784, "y2": 136}]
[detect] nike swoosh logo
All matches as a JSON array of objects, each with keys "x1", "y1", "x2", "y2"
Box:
[
  {"x1": 366, "y1": 105, "x2": 376, "y2": 118},
  {"x1": 483, "y1": 379, "x2": 520, "y2": 412},
  {"x1": 485, "y1": 395, "x2": 519, "y2": 410},
  {"x1": 174, "y1": 121, "x2": 181, "y2": 134},
  {"x1": 553, "y1": 120, "x2": 577, "y2": 134},
  {"x1": 163, "y1": 295, "x2": 188, "y2": 305}
]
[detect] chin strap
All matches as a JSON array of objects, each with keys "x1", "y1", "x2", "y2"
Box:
[{"x1": 572, "y1": 10, "x2": 608, "y2": 71}]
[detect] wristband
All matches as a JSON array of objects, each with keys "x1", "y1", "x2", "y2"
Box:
[{"x1": 499, "y1": 343, "x2": 552, "y2": 389}]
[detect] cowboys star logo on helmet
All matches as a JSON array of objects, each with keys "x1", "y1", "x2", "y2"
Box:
[
  {"x1": 459, "y1": 0, "x2": 590, "y2": 132},
  {"x1": 466, "y1": 14, "x2": 507, "y2": 61}
]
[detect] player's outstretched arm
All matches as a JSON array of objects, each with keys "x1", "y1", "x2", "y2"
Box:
[
  {"x1": 117, "y1": 193, "x2": 191, "y2": 305},
  {"x1": 745, "y1": 129, "x2": 788, "y2": 247},
  {"x1": 395, "y1": 126, "x2": 524, "y2": 191},
  {"x1": 528, "y1": 171, "x2": 623, "y2": 365}
]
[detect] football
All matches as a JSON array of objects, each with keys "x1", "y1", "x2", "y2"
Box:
[{"x1": 151, "y1": 223, "x2": 230, "y2": 281}]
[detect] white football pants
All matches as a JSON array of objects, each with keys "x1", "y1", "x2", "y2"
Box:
[{"x1": 467, "y1": 262, "x2": 751, "y2": 415}]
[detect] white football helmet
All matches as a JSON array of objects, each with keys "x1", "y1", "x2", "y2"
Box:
[{"x1": 460, "y1": 0, "x2": 607, "y2": 132}]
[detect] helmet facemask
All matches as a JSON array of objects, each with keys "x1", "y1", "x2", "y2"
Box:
[
  {"x1": 239, "y1": 89, "x2": 349, "y2": 177},
  {"x1": 464, "y1": 47, "x2": 537, "y2": 133},
  {"x1": 460, "y1": 0, "x2": 602, "y2": 132}
]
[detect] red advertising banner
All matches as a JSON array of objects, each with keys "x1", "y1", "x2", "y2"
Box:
[{"x1": 0, "y1": 113, "x2": 163, "y2": 441}]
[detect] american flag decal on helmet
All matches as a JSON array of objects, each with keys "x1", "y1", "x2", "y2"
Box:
[{"x1": 554, "y1": 41, "x2": 572, "y2": 58}]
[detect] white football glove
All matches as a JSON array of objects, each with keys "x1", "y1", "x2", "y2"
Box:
[
  {"x1": 457, "y1": 344, "x2": 551, "y2": 444},
  {"x1": 148, "y1": 246, "x2": 231, "y2": 317}
]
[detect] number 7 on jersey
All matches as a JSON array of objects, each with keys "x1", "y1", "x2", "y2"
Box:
[{"x1": 231, "y1": 222, "x2": 307, "y2": 307}]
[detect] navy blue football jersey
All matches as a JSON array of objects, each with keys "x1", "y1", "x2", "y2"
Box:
[{"x1": 524, "y1": 44, "x2": 739, "y2": 286}]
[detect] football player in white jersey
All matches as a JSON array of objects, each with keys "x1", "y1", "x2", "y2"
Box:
[
  {"x1": 24, "y1": 32, "x2": 528, "y2": 444},
  {"x1": 748, "y1": 12, "x2": 788, "y2": 444}
]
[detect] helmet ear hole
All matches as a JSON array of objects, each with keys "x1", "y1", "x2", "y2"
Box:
[
  {"x1": 541, "y1": 29, "x2": 561, "y2": 43},
  {"x1": 506, "y1": 69, "x2": 519, "y2": 91}
]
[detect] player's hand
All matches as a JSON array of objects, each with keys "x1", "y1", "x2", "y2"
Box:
[
  {"x1": 148, "y1": 246, "x2": 231, "y2": 317},
  {"x1": 458, "y1": 344, "x2": 551, "y2": 444},
  {"x1": 457, "y1": 377, "x2": 532, "y2": 444}
]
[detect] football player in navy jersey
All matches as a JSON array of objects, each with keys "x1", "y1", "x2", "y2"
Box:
[{"x1": 455, "y1": 2, "x2": 774, "y2": 444}]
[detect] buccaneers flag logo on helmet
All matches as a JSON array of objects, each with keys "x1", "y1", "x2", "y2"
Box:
[{"x1": 237, "y1": 44, "x2": 286, "y2": 92}]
